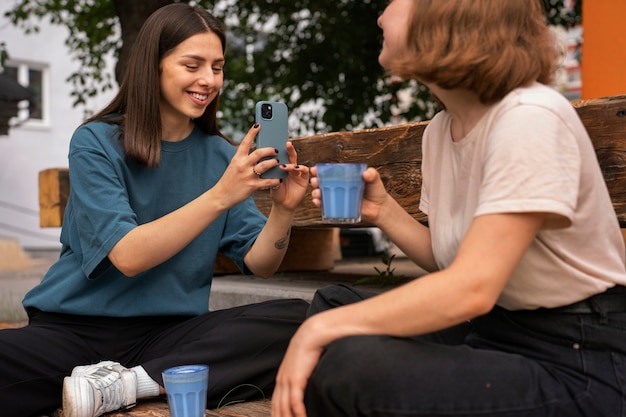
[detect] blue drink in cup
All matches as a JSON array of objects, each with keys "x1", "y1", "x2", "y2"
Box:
[
  {"x1": 316, "y1": 163, "x2": 367, "y2": 224},
  {"x1": 162, "y1": 365, "x2": 209, "y2": 417}
]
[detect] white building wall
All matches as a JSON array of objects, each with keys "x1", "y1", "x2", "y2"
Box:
[{"x1": 0, "y1": 1, "x2": 116, "y2": 249}]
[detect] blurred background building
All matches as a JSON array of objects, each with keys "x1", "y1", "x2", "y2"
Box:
[{"x1": 0, "y1": 1, "x2": 114, "y2": 254}]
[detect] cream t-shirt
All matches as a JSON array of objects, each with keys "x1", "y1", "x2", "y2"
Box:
[{"x1": 419, "y1": 83, "x2": 626, "y2": 310}]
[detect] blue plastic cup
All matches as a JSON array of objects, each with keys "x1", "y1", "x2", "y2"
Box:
[
  {"x1": 316, "y1": 163, "x2": 367, "y2": 224},
  {"x1": 162, "y1": 365, "x2": 209, "y2": 417}
]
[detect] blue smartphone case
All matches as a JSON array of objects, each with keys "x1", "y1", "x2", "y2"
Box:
[{"x1": 255, "y1": 101, "x2": 289, "y2": 179}]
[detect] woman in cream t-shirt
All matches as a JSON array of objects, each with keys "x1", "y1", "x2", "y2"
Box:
[{"x1": 271, "y1": 1, "x2": 626, "y2": 417}]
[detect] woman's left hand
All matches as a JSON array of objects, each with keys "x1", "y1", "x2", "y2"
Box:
[
  {"x1": 271, "y1": 320, "x2": 324, "y2": 417},
  {"x1": 270, "y1": 141, "x2": 310, "y2": 210}
]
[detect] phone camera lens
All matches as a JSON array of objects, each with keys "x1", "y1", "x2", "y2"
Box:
[{"x1": 261, "y1": 103, "x2": 273, "y2": 119}]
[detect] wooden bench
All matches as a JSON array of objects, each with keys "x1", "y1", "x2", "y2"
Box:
[
  {"x1": 36, "y1": 94, "x2": 626, "y2": 416},
  {"x1": 47, "y1": 399, "x2": 271, "y2": 417}
]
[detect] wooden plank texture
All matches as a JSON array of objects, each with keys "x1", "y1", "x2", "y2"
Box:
[
  {"x1": 38, "y1": 167, "x2": 69, "y2": 228},
  {"x1": 212, "y1": 228, "x2": 338, "y2": 274},
  {"x1": 253, "y1": 121, "x2": 428, "y2": 227},
  {"x1": 572, "y1": 95, "x2": 626, "y2": 226},
  {"x1": 255, "y1": 94, "x2": 626, "y2": 227},
  {"x1": 48, "y1": 398, "x2": 271, "y2": 417},
  {"x1": 206, "y1": 399, "x2": 271, "y2": 417}
]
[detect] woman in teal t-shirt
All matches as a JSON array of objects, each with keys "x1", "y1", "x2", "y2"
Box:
[{"x1": 0, "y1": 4, "x2": 310, "y2": 417}]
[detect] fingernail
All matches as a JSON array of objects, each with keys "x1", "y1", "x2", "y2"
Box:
[
  {"x1": 274, "y1": 148, "x2": 279, "y2": 153},
  {"x1": 295, "y1": 165, "x2": 300, "y2": 169},
  {"x1": 281, "y1": 164, "x2": 287, "y2": 168},
  {"x1": 253, "y1": 123, "x2": 259, "y2": 128}
]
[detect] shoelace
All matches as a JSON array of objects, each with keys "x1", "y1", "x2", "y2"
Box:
[{"x1": 86, "y1": 366, "x2": 127, "y2": 413}]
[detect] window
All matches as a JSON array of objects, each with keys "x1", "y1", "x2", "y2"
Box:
[{"x1": 4, "y1": 60, "x2": 49, "y2": 126}]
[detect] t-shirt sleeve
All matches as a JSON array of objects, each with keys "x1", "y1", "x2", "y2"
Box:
[
  {"x1": 66, "y1": 125, "x2": 137, "y2": 279},
  {"x1": 419, "y1": 120, "x2": 436, "y2": 215},
  {"x1": 476, "y1": 104, "x2": 580, "y2": 228},
  {"x1": 219, "y1": 195, "x2": 266, "y2": 274}
]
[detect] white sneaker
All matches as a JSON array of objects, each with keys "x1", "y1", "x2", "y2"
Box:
[{"x1": 62, "y1": 361, "x2": 137, "y2": 417}]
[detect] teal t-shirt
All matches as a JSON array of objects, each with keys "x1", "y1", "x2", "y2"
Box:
[{"x1": 23, "y1": 121, "x2": 266, "y2": 316}]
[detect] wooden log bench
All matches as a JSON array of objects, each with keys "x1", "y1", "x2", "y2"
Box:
[
  {"x1": 32, "y1": 94, "x2": 626, "y2": 416},
  {"x1": 47, "y1": 399, "x2": 272, "y2": 417}
]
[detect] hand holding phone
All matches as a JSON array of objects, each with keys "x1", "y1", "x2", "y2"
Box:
[{"x1": 255, "y1": 101, "x2": 289, "y2": 179}]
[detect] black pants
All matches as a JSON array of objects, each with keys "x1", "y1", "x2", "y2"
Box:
[
  {"x1": 304, "y1": 285, "x2": 626, "y2": 417},
  {"x1": 0, "y1": 299, "x2": 309, "y2": 417}
]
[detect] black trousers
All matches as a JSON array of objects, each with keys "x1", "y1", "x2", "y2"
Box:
[
  {"x1": 0, "y1": 298, "x2": 309, "y2": 417},
  {"x1": 304, "y1": 285, "x2": 626, "y2": 417}
]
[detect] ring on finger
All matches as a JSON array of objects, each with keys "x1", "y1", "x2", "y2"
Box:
[{"x1": 252, "y1": 166, "x2": 262, "y2": 177}]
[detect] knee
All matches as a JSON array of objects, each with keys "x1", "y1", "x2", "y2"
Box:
[
  {"x1": 242, "y1": 298, "x2": 309, "y2": 325},
  {"x1": 307, "y1": 336, "x2": 380, "y2": 394},
  {"x1": 276, "y1": 299, "x2": 310, "y2": 323},
  {"x1": 308, "y1": 284, "x2": 375, "y2": 316}
]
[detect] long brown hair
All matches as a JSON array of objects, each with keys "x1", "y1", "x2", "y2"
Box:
[
  {"x1": 389, "y1": 0, "x2": 559, "y2": 104},
  {"x1": 85, "y1": 3, "x2": 231, "y2": 167}
]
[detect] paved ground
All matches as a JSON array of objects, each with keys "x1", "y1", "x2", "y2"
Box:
[
  {"x1": 0, "y1": 250, "x2": 56, "y2": 321},
  {"x1": 0, "y1": 249, "x2": 427, "y2": 321}
]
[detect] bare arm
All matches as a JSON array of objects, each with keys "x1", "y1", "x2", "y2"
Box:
[
  {"x1": 244, "y1": 143, "x2": 310, "y2": 277},
  {"x1": 108, "y1": 126, "x2": 308, "y2": 277},
  {"x1": 311, "y1": 166, "x2": 438, "y2": 272},
  {"x1": 107, "y1": 187, "x2": 233, "y2": 277},
  {"x1": 368, "y1": 188, "x2": 437, "y2": 272},
  {"x1": 272, "y1": 211, "x2": 546, "y2": 417}
]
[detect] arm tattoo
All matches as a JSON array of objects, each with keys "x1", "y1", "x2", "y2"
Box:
[{"x1": 274, "y1": 228, "x2": 291, "y2": 250}]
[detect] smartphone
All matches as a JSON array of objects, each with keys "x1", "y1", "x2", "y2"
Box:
[{"x1": 255, "y1": 101, "x2": 289, "y2": 179}]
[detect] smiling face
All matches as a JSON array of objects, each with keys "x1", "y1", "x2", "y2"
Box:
[
  {"x1": 377, "y1": 0, "x2": 413, "y2": 69},
  {"x1": 159, "y1": 31, "x2": 225, "y2": 129}
]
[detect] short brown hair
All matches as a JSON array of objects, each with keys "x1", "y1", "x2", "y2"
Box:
[
  {"x1": 86, "y1": 3, "x2": 231, "y2": 167},
  {"x1": 389, "y1": 0, "x2": 559, "y2": 104}
]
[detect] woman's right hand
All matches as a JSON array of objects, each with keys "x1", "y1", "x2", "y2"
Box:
[
  {"x1": 310, "y1": 166, "x2": 390, "y2": 224},
  {"x1": 213, "y1": 123, "x2": 284, "y2": 208}
]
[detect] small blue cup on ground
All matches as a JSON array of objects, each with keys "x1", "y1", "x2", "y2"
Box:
[
  {"x1": 316, "y1": 163, "x2": 367, "y2": 224},
  {"x1": 162, "y1": 365, "x2": 209, "y2": 417}
]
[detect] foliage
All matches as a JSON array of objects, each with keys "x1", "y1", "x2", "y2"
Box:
[
  {"x1": 212, "y1": 0, "x2": 434, "y2": 137},
  {"x1": 354, "y1": 253, "x2": 401, "y2": 288},
  {"x1": 543, "y1": 0, "x2": 582, "y2": 27},
  {"x1": 5, "y1": 0, "x2": 118, "y2": 107},
  {"x1": 3, "y1": 0, "x2": 433, "y2": 136},
  {"x1": 4, "y1": 0, "x2": 581, "y2": 137}
]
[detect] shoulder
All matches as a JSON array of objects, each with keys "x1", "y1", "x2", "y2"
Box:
[
  {"x1": 427, "y1": 109, "x2": 450, "y2": 127},
  {"x1": 491, "y1": 84, "x2": 588, "y2": 147},
  {"x1": 424, "y1": 110, "x2": 451, "y2": 139},
  {"x1": 499, "y1": 83, "x2": 577, "y2": 120},
  {"x1": 75, "y1": 119, "x2": 120, "y2": 137},
  {"x1": 70, "y1": 120, "x2": 121, "y2": 152}
]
